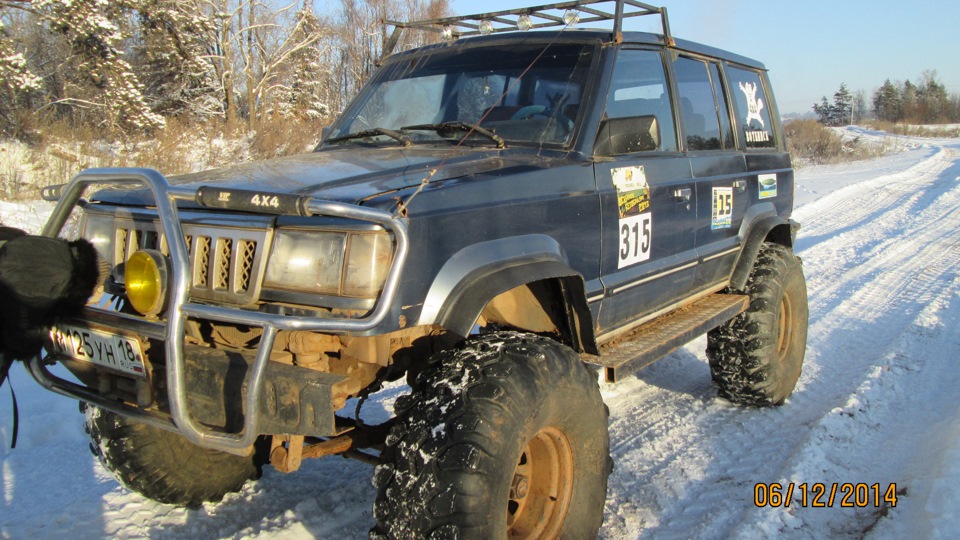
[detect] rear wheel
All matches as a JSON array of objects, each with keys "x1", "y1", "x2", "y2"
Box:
[
  {"x1": 84, "y1": 405, "x2": 264, "y2": 507},
  {"x1": 707, "y1": 243, "x2": 808, "y2": 406},
  {"x1": 371, "y1": 332, "x2": 610, "y2": 539}
]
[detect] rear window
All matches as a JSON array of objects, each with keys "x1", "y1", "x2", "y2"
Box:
[{"x1": 726, "y1": 66, "x2": 776, "y2": 149}]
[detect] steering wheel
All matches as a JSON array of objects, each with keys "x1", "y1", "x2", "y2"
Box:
[
  {"x1": 511, "y1": 105, "x2": 574, "y2": 135},
  {"x1": 511, "y1": 105, "x2": 548, "y2": 120}
]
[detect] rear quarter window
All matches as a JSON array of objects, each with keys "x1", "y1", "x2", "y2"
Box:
[{"x1": 726, "y1": 66, "x2": 776, "y2": 149}]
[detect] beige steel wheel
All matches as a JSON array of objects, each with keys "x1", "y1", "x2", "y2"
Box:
[{"x1": 506, "y1": 427, "x2": 575, "y2": 538}]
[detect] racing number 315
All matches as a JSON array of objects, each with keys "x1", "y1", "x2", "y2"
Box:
[{"x1": 619, "y1": 213, "x2": 651, "y2": 268}]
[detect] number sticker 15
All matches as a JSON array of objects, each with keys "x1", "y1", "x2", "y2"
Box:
[{"x1": 618, "y1": 212, "x2": 652, "y2": 268}]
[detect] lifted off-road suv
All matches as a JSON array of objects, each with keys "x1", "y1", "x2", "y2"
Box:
[{"x1": 30, "y1": 1, "x2": 806, "y2": 537}]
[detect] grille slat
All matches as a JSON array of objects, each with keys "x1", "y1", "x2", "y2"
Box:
[
  {"x1": 237, "y1": 240, "x2": 256, "y2": 293},
  {"x1": 215, "y1": 238, "x2": 232, "y2": 291},
  {"x1": 195, "y1": 236, "x2": 211, "y2": 288}
]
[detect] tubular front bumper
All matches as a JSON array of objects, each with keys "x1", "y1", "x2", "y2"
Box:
[{"x1": 31, "y1": 168, "x2": 409, "y2": 455}]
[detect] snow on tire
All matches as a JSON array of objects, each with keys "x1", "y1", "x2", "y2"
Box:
[
  {"x1": 707, "y1": 243, "x2": 808, "y2": 406},
  {"x1": 84, "y1": 405, "x2": 264, "y2": 507},
  {"x1": 371, "y1": 331, "x2": 611, "y2": 539}
]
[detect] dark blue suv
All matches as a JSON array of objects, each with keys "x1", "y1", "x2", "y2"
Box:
[{"x1": 28, "y1": 2, "x2": 806, "y2": 537}]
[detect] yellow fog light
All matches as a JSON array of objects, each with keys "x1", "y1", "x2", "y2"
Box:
[{"x1": 124, "y1": 250, "x2": 169, "y2": 317}]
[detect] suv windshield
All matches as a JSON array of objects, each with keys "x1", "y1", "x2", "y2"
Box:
[{"x1": 328, "y1": 41, "x2": 595, "y2": 147}]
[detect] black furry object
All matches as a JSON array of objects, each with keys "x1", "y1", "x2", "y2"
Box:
[
  {"x1": 0, "y1": 235, "x2": 101, "y2": 360},
  {"x1": 0, "y1": 226, "x2": 27, "y2": 244}
]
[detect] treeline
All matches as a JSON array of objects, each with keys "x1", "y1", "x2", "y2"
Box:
[
  {"x1": 814, "y1": 71, "x2": 959, "y2": 126},
  {"x1": 0, "y1": 0, "x2": 449, "y2": 140},
  {"x1": 872, "y1": 72, "x2": 957, "y2": 124}
]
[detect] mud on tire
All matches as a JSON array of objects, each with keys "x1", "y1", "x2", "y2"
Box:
[
  {"x1": 371, "y1": 332, "x2": 611, "y2": 539},
  {"x1": 84, "y1": 405, "x2": 264, "y2": 507},
  {"x1": 707, "y1": 243, "x2": 808, "y2": 406}
]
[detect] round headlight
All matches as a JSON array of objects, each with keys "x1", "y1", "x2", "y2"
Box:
[{"x1": 124, "y1": 250, "x2": 169, "y2": 316}]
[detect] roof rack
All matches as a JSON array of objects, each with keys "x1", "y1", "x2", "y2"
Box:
[{"x1": 382, "y1": 0, "x2": 673, "y2": 58}]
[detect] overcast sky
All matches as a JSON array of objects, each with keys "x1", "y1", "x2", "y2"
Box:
[{"x1": 449, "y1": 0, "x2": 960, "y2": 115}]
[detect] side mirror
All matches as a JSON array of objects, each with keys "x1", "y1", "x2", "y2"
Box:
[{"x1": 595, "y1": 115, "x2": 660, "y2": 156}]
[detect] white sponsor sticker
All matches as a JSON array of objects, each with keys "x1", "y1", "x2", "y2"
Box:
[{"x1": 618, "y1": 212, "x2": 652, "y2": 268}]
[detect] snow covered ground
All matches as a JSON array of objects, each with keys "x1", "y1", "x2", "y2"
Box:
[{"x1": 2, "y1": 129, "x2": 959, "y2": 539}]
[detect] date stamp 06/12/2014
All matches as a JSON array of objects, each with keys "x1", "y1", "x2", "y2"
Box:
[{"x1": 754, "y1": 483, "x2": 899, "y2": 509}]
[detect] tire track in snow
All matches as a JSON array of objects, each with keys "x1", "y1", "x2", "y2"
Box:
[
  {"x1": 600, "y1": 143, "x2": 960, "y2": 539},
  {"x1": 734, "y1": 225, "x2": 960, "y2": 539}
]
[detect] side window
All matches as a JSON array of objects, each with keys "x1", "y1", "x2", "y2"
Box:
[
  {"x1": 726, "y1": 65, "x2": 777, "y2": 149},
  {"x1": 596, "y1": 49, "x2": 677, "y2": 155},
  {"x1": 673, "y1": 56, "x2": 723, "y2": 151}
]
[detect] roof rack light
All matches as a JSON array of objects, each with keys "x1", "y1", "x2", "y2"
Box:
[{"x1": 382, "y1": 0, "x2": 674, "y2": 58}]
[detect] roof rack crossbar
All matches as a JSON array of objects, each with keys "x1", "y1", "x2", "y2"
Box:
[{"x1": 381, "y1": 0, "x2": 674, "y2": 59}]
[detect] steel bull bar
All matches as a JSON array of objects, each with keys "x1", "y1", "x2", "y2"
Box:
[{"x1": 30, "y1": 168, "x2": 409, "y2": 456}]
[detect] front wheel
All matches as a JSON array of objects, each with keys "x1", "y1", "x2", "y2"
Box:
[
  {"x1": 371, "y1": 332, "x2": 611, "y2": 539},
  {"x1": 85, "y1": 405, "x2": 264, "y2": 507},
  {"x1": 707, "y1": 243, "x2": 808, "y2": 406}
]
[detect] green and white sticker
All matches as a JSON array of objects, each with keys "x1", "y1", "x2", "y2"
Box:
[{"x1": 758, "y1": 174, "x2": 778, "y2": 199}]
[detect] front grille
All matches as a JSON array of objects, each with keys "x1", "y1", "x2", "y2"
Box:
[{"x1": 110, "y1": 220, "x2": 270, "y2": 306}]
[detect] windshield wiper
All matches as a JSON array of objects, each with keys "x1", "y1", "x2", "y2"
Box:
[
  {"x1": 402, "y1": 122, "x2": 506, "y2": 149},
  {"x1": 326, "y1": 127, "x2": 412, "y2": 146}
]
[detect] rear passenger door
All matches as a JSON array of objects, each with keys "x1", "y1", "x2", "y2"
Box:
[
  {"x1": 672, "y1": 55, "x2": 749, "y2": 290},
  {"x1": 594, "y1": 48, "x2": 697, "y2": 334}
]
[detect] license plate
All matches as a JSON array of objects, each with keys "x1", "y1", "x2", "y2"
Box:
[{"x1": 48, "y1": 324, "x2": 147, "y2": 378}]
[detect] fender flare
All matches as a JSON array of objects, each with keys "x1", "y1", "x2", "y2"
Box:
[
  {"x1": 417, "y1": 235, "x2": 596, "y2": 352},
  {"x1": 729, "y1": 209, "x2": 799, "y2": 291}
]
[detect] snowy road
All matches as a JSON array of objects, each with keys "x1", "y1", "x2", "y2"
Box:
[{"x1": 3, "y1": 132, "x2": 960, "y2": 539}]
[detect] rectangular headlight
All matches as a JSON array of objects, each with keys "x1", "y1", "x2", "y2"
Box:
[
  {"x1": 263, "y1": 229, "x2": 345, "y2": 295},
  {"x1": 343, "y1": 232, "x2": 394, "y2": 297},
  {"x1": 81, "y1": 213, "x2": 118, "y2": 265}
]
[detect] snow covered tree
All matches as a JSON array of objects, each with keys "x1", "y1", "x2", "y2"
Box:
[
  {"x1": 272, "y1": 6, "x2": 330, "y2": 121},
  {"x1": 813, "y1": 83, "x2": 854, "y2": 126},
  {"x1": 0, "y1": 16, "x2": 43, "y2": 135},
  {"x1": 832, "y1": 83, "x2": 852, "y2": 126},
  {"x1": 812, "y1": 96, "x2": 833, "y2": 125},
  {"x1": 131, "y1": 0, "x2": 221, "y2": 119},
  {"x1": 45, "y1": 0, "x2": 164, "y2": 131},
  {"x1": 3, "y1": 0, "x2": 166, "y2": 133}
]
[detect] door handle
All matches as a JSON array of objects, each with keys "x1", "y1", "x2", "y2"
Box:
[
  {"x1": 673, "y1": 187, "x2": 692, "y2": 202},
  {"x1": 734, "y1": 179, "x2": 747, "y2": 191}
]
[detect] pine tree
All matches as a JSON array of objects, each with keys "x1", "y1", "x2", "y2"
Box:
[
  {"x1": 872, "y1": 79, "x2": 901, "y2": 122},
  {"x1": 813, "y1": 96, "x2": 832, "y2": 125},
  {"x1": 832, "y1": 83, "x2": 852, "y2": 126},
  {"x1": 901, "y1": 80, "x2": 918, "y2": 122},
  {"x1": 917, "y1": 70, "x2": 948, "y2": 123},
  {"x1": 131, "y1": 0, "x2": 220, "y2": 119},
  {"x1": 31, "y1": 0, "x2": 165, "y2": 132}
]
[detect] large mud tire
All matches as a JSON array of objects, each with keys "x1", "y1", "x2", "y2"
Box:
[
  {"x1": 84, "y1": 405, "x2": 263, "y2": 507},
  {"x1": 707, "y1": 243, "x2": 808, "y2": 406},
  {"x1": 371, "y1": 332, "x2": 610, "y2": 539}
]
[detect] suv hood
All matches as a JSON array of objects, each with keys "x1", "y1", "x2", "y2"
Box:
[{"x1": 91, "y1": 146, "x2": 572, "y2": 209}]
